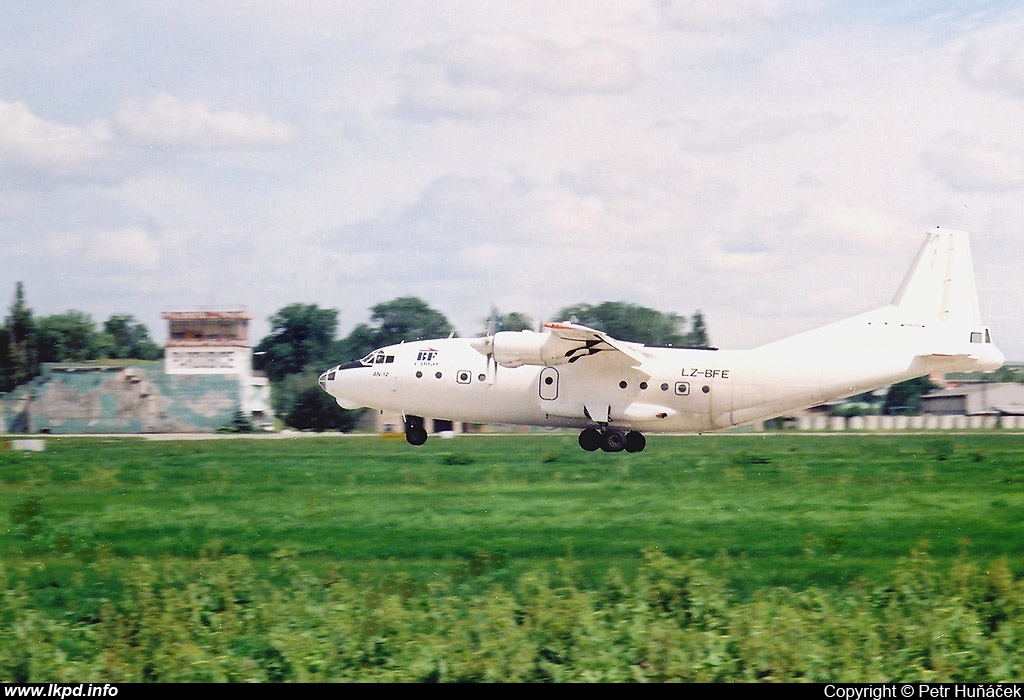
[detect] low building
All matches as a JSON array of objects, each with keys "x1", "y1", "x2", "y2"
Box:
[
  {"x1": 920, "y1": 382, "x2": 1024, "y2": 416},
  {"x1": 0, "y1": 310, "x2": 271, "y2": 434}
]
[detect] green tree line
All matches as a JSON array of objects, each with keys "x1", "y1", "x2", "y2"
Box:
[{"x1": 0, "y1": 283, "x2": 162, "y2": 393}]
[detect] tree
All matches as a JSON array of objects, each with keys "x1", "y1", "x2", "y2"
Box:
[
  {"x1": 689, "y1": 310, "x2": 710, "y2": 348},
  {"x1": 0, "y1": 282, "x2": 38, "y2": 391},
  {"x1": 286, "y1": 384, "x2": 363, "y2": 432},
  {"x1": 36, "y1": 311, "x2": 105, "y2": 363},
  {"x1": 253, "y1": 304, "x2": 340, "y2": 382},
  {"x1": 883, "y1": 376, "x2": 937, "y2": 415},
  {"x1": 554, "y1": 301, "x2": 700, "y2": 347},
  {"x1": 337, "y1": 297, "x2": 455, "y2": 363},
  {"x1": 104, "y1": 315, "x2": 162, "y2": 360},
  {"x1": 336, "y1": 323, "x2": 379, "y2": 367},
  {"x1": 267, "y1": 368, "x2": 362, "y2": 432},
  {"x1": 480, "y1": 306, "x2": 534, "y2": 335},
  {"x1": 368, "y1": 297, "x2": 453, "y2": 347}
]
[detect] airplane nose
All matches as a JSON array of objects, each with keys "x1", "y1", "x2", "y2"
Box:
[
  {"x1": 319, "y1": 366, "x2": 339, "y2": 392},
  {"x1": 318, "y1": 363, "x2": 367, "y2": 409}
]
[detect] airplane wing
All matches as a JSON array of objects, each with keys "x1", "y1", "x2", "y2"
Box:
[{"x1": 542, "y1": 322, "x2": 649, "y2": 367}]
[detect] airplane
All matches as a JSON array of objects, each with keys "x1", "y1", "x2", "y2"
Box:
[{"x1": 319, "y1": 228, "x2": 1004, "y2": 452}]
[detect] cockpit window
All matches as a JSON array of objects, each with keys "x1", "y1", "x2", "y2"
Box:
[{"x1": 360, "y1": 351, "x2": 395, "y2": 366}]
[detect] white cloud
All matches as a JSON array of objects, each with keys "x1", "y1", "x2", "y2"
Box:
[
  {"x1": 923, "y1": 131, "x2": 1024, "y2": 193},
  {"x1": 661, "y1": 112, "x2": 844, "y2": 154},
  {"x1": 436, "y1": 35, "x2": 638, "y2": 94},
  {"x1": 0, "y1": 101, "x2": 111, "y2": 174},
  {"x1": 89, "y1": 228, "x2": 162, "y2": 271},
  {"x1": 659, "y1": 0, "x2": 818, "y2": 29},
  {"x1": 956, "y1": 10, "x2": 1024, "y2": 98},
  {"x1": 395, "y1": 34, "x2": 638, "y2": 120},
  {"x1": 116, "y1": 93, "x2": 296, "y2": 149},
  {"x1": 42, "y1": 227, "x2": 161, "y2": 273}
]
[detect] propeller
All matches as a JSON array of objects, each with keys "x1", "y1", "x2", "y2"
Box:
[{"x1": 472, "y1": 315, "x2": 499, "y2": 382}]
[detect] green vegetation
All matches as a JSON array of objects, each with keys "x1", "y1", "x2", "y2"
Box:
[
  {"x1": 0, "y1": 283, "x2": 162, "y2": 393},
  {"x1": 1, "y1": 432, "x2": 1023, "y2": 681},
  {"x1": 554, "y1": 301, "x2": 709, "y2": 348}
]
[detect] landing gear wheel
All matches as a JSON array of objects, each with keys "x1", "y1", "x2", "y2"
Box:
[
  {"x1": 578, "y1": 428, "x2": 602, "y2": 452},
  {"x1": 601, "y1": 430, "x2": 627, "y2": 453},
  {"x1": 404, "y1": 415, "x2": 428, "y2": 446},
  {"x1": 405, "y1": 427, "x2": 428, "y2": 446},
  {"x1": 625, "y1": 431, "x2": 646, "y2": 453}
]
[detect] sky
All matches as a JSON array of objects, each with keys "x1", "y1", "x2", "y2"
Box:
[{"x1": 2, "y1": 1, "x2": 1022, "y2": 359}]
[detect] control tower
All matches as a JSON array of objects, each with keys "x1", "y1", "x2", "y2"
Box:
[{"x1": 161, "y1": 310, "x2": 270, "y2": 426}]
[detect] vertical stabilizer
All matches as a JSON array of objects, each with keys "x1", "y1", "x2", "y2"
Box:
[{"x1": 891, "y1": 227, "x2": 981, "y2": 327}]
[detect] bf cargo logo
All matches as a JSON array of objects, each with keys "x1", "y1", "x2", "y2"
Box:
[{"x1": 416, "y1": 348, "x2": 439, "y2": 364}]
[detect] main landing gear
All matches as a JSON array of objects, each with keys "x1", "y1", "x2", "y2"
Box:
[{"x1": 578, "y1": 428, "x2": 646, "y2": 453}]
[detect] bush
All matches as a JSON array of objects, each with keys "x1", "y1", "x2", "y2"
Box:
[{"x1": 2, "y1": 549, "x2": 1022, "y2": 682}]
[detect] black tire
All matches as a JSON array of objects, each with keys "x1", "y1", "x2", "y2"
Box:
[
  {"x1": 578, "y1": 428, "x2": 602, "y2": 451},
  {"x1": 601, "y1": 430, "x2": 626, "y2": 453},
  {"x1": 625, "y1": 431, "x2": 646, "y2": 453},
  {"x1": 405, "y1": 426, "x2": 428, "y2": 446}
]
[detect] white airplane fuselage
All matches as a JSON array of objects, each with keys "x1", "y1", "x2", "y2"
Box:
[
  {"x1": 319, "y1": 228, "x2": 1004, "y2": 450},
  {"x1": 321, "y1": 322, "x2": 1000, "y2": 434}
]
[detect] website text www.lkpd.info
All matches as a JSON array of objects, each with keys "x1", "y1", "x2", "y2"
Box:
[{"x1": 4, "y1": 686, "x2": 117, "y2": 698}]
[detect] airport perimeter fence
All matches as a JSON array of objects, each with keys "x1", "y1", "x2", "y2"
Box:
[{"x1": 790, "y1": 414, "x2": 1021, "y2": 431}]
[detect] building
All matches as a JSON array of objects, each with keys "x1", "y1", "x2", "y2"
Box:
[
  {"x1": 161, "y1": 311, "x2": 270, "y2": 427},
  {"x1": 920, "y1": 382, "x2": 1024, "y2": 417},
  {"x1": 0, "y1": 310, "x2": 271, "y2": 434}
]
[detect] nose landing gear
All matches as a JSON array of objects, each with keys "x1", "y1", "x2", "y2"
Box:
[
  {"x1": 578, "y1": 428, "x2": 646, "y2": 453},
  {"x1": 404, "y1": 415, "x2": 428, "y2": 446}
]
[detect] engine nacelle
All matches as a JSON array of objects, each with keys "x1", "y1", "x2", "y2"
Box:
[{"x1": 471, "y1": 330, "x2": 570, "y2": 368}]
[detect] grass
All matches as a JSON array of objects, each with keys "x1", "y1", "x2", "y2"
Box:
[
  {"x1": 3, "y1": 431, "x2": 1024, "y2": 681},
  {"x1": 3, "y1": 431, "x2": 1023, "y2": 593}
]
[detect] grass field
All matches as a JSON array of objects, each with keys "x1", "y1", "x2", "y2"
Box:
[
  {"x1": 3, "y1": 431, "x2": 1024, "y2": 588},
  {"x1": 2, "y1": 431, "x2": 1023, "y2": 681}
]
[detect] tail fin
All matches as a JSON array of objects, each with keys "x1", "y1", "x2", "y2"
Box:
[
  {"x1": 758, "y1": 227, "x2": 1002, "y2": 372},
  {"x1": 892, "y1": 227, "x2": 981, "y2": 327},
  {"x1": 890, "y1": 227, "x2": 1002, "y2": 371}
]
